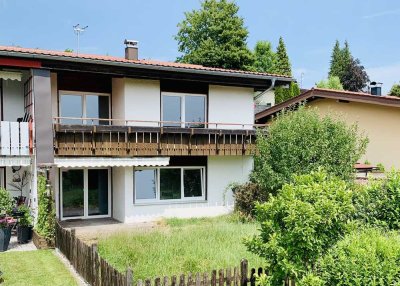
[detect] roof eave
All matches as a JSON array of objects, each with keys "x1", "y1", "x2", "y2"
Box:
[{"x1": 0, "y1": 50, "x2": 293, "y2": 82}]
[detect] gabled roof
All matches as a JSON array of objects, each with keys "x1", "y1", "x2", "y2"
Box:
[
  {"x1": 0, "y1": 45, "x2": 292, "y2": 81},
  {"x1": 255, "y1": 88, "x2": 400, "y2": 123}
]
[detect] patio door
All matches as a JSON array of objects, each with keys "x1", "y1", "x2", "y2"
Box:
[{"x1": 61, "y1": 168, "x2": 111, "y2": 220}]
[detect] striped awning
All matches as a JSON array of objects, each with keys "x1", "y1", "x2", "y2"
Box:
[
  {"x1": 54, "y1": 157, "x2": 170, "y2": 168},
  {"x1": 0, "y1": 71, "x2": 22, "y2": 81},
  {"x1": 0, "y1": 156, "x2": 31, "y2": 166}
]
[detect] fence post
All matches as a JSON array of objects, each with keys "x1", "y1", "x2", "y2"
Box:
[
  {"x1": 240, "y1": 259, "x2": 248, "y2": 286},
  {"x1": 126, "y1": 268, "x2": 133, "y2": 286}
]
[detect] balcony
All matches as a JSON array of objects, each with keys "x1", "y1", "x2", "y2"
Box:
[
  {"x1": 53, "y1": 118, "x2": 260, "y2": 157},
  {"x1": 0, "y1": 121, "x2": 31, "y2": 156}
]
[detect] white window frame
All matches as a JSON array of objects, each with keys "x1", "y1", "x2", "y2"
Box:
[
  {"x1": 60, "y1": 167, "x2": 111, "y2": 220},
  {"x1": 134, "y1": 166, "x2": 206, "y2": 204},
  {"x1": 59, "y1": 90, "x2": 111, "y2": 124},
  {"x1": 161, "y1": 92, "x2": 207, "y2": 128}
]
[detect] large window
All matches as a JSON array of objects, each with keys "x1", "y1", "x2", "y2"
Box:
[
  {"x1": 134, "y1": 167, "x2": 205, "y2": 203},
  {"x1": 162, "y1": 92, "x2": 206, "y2": 128},
  {"x1": 59, "y1": 91, "x2": 110, "y2": 125}
]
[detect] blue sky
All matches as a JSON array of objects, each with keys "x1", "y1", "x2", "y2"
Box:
[{"x1": 1, "y1": 0, "x2": 399, "y2": 93}]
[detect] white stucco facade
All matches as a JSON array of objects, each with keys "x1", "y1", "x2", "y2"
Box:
[
  {"x1": 208, "y1": 85, "x2": 254, "y2": 129},
  {"x1": 109, "y1": 156, "x2": 253, "y2": 222},
  {"x1": 54, "y1": 78, "x2": 256, "y2": 222}
]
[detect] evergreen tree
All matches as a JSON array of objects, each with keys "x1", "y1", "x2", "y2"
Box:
[
  {"x1": 274, "y1": 82, "x2": 300, "y2": 104},
  {"x1": 251, "y1": 41, "x2": 276, "y2": 73},
  {"x1": 389, "y1": 82, "x2": 400, "y2": 97},
  {"x1": 328, "y1": 40, "x2": 342, "y2": 78},
  {"x1": 274, "y1": 37, "x2": 292, "y2": 76},
  {"x1": 175, "y1": 0, "x2": 253, "y2": 70}
]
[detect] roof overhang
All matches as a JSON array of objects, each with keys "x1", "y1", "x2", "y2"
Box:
[
  {"x1": 0, "y1": 49, "x2": 293, "y2": 89},
  {"x1": 54, "y1": 157, "x2": 170, "y2": 168},
  {"x1": 255, "y1": 88, "x2": 400, "y2": 123}
]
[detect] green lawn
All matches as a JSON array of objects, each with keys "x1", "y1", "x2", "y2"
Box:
[
  {"x1": 98, "y1": 215, "x2": 265, "y2": 281},
  {"x1": 0, "y1": 250, "x2": 78, "y2": 286}
]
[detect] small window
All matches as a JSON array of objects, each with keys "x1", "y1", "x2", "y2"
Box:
[{"x1": 134, "y1": 170, "x2": 157, "y2": 200}]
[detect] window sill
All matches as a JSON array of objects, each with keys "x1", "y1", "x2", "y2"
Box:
[{"x1": 134, "y1": 200, "x2": 208, "y2": 206}]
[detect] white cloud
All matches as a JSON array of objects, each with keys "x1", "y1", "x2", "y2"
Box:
[
  {"x1": 367, "y1": 62, "x2": 400, "y2": 94},
  {"x1": 363, "y1": 9, "x2": 400, "y2": 19}
]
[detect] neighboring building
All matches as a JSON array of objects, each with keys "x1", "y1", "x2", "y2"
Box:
[
  {"x1": 255, "y1": 88, "x2": 400, "y2": 169},
  {"x1": 0, "y1": 44, "x2": 292, "y2": 222}
]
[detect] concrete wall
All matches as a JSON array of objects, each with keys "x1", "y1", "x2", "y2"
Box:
[
  {"x1": 116, "y1": 156, "x2": 253, "y2": 222},
  {"x1": 254, "y1": 90, "x2": 275, "y2": 106},
  {"x1": 112, "y1": 78, "x2": 160, "y2": 126},
  {"x1": 208, "y1": 85, "x2": 254, "y2": 129},
  {"x1": 309, "y1": 98, "x2": 400, "y2": 169},
  {"x1": 112, "y1": 167, "x2": 126, "y2": 222}
]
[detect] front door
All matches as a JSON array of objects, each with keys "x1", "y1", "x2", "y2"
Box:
[{"x1": 61, "y1": 168, "x2": 111, "y2": 220}]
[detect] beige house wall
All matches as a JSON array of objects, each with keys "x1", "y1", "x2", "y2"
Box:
[{"x1": 308, "y1": 98, "x2": 400, "y2": 169}]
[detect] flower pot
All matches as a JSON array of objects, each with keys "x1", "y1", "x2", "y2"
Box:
[
  {"x1": 0, "y1": 227, "x2": 12, "y2": 251},
  {"x1": 17, "y1": 225, "x2": 33, "y2": 244}
]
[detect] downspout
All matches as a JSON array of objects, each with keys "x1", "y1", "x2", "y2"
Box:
[{"x1": 254, "y1": 78, "x2": 276, "y2": 101}]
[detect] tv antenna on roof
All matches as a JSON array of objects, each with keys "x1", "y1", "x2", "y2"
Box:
[{"x1": 73, "y1": 24, "x2": 88, "y2": 55}]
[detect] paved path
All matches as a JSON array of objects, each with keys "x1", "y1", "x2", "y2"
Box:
[
  {"x1": 60, "y1": 218, "x2": 160, "y2": 244},
  {"x1": 7, "y1": 235, "x2": 37, "y2": 252}
]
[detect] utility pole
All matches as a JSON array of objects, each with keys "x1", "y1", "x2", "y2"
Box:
[{"x1": 73, "y1": 24, "x2": 88, "y2": 55}]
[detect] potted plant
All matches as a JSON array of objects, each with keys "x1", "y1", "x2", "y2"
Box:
[
  {"x1": 0, "y1": 187, "x2": 15, "y2": 251},
  {"x1": 8, "y1": 170, "x2": 30, "y2": 207},
  {"x1": 17, "y1": 205, "x2": 33, "y2": 244}
]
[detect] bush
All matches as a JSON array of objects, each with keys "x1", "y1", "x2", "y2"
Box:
[
  {"x1": 244, "y1": 170, "x2": 354, "y2": 283},
  {"x1": 252, "y1": 106, "x2": 368, "y2": 194},
  {"x1": 316, "y1": 76, "x2": 343, "y2": 90},
  {"x1": 353, "y1": 170, "x2": 400, "y2": 230},
  {"x1": 35, "y1": 174, "x2": 55, "y2": 241},
  {"x1": 317, "y1": 228, "x2": 400, "y2": 285},
  {"x1": 274, "y1": 82, "x2": 300, "y2": 104},
  {"x1": 232, "y1": 182, "x2": 268, "y2": 220},
  {"x1": 0, "y1": 187, "x2": 13, "y2": 215}
]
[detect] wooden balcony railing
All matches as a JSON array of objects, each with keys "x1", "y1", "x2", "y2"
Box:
[
  {"x1": 53, "y1": 117, "x2": 263, "y2": 157},
  {"x1": 0, "y1": 121, "x2": 31, "y2": 156}
]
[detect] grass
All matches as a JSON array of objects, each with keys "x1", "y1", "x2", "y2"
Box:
[
  {"x1": 98, "y1": 215, "x2": 264, "y2": 281},
  {"x1": 0, "y1": 250, "x2": 78, "y2": 286}
]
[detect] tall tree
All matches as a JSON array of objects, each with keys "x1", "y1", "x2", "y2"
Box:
[
  {"x1": 274, "y1": 82, "x2": 300, "y2": 104},
  {"x1": 251, "y1": 41, "x2": 276, "y2": 73},
  {"x1": 328, "y1": 40, "x2": 342, "y2": 78},
  {"x1": 175, "y1": 0, "x2": 253, "y2": 70},
  {"x1": 274, "y1": 37, "x2": 292, "y2": 76},
  {"x1": 389, "y1": 82, "x2": 400, "y2": 97},
  {"x1": 341, "y1": 58, "x2": 369, "y2": 91}
]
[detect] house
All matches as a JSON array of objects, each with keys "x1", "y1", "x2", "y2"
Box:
[
  {"x1": 0, "y1": 43, "x2": 292, "y2": 222},
  {"x1": 255, "y1": 88, "x2": 400, "y2": 169}
]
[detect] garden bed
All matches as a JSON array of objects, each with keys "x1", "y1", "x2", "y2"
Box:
[{"x1": 97, "y1": 215, "x2": 264, "y2": 280}]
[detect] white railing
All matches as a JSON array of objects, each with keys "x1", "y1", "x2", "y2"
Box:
[{"x1": 0, "y1": 121, "x2": 30, "y2": 156}]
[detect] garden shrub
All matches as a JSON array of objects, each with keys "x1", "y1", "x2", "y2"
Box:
[
  {"x1": 252, "y1": 106, "x2": 368, "y2": 194},
  {"x1": 245, "y1": 170, "x2": 354, "y2": 283},
  {"x1": 35, "y1": 174, "x2": 55, "y2": 241},
  {"x1": 0, "y1": 187, "x2": 13, "y2": 214},
  {"x1": 317, "y1": 228, "x2": 400, "y2": 285},
  {"x1": 353, "y1": 170, "x2": 400, "y2": 230},
  {"x1": 232, "y1": 182, "x2": 268, "y2": 220}
]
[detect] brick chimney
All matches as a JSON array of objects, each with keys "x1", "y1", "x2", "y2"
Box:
[{"x1": 124, "y1": 40, "x2": 138, "y2": 60}]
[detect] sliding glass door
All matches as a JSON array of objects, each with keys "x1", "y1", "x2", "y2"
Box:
[{"x1": 61, "y1": 168, "x2": 110, "y2": 219}]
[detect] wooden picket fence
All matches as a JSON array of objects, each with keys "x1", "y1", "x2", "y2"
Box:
[{"x1": 55, "y1": 222, "x2": 295, "y2": 286}]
